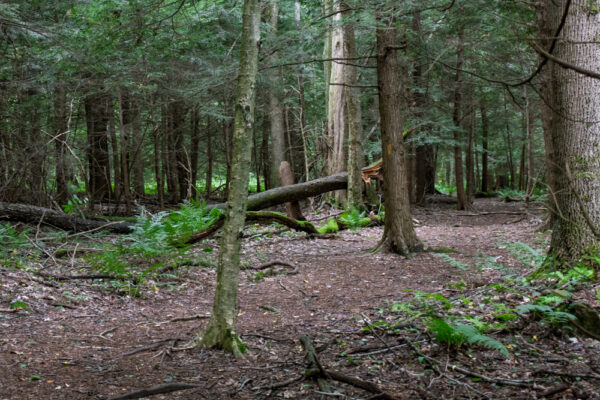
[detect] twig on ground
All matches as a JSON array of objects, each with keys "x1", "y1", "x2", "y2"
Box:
[
  {"x1": 107, "y1": 382, "x2": 201, "y2": 400},
  {"x1": 0, "y1": 308, "x2": 19, "y2": 313},
  {"x1": 97, "y1": 327, "x2": 117, "y2": 341},
  {"x1": 154, "y1": 314, "x2": 210, "y2": 326},
  {"x1": 278, "y1": 278, "x2": 291, "y2": 292}
]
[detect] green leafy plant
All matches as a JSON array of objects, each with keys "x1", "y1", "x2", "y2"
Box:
[
  {"x1": 516, "y1": 304, "x2": 576, "y2": 326},
  {"x1": 433, "y1": 253, "x2": 468, "y2": 270},
  {"x1": 338, "y1": 208, "x2": 372, "y2": 229},
  {"x1": 428, "y1": 318, "x2": 509, "y2": 357},
  {"x1": 506, "y1": 241, "x2": 545, "y2": 269},
  {"x1": 317, "y1": 218, "x2": 339, "y2": 234}
]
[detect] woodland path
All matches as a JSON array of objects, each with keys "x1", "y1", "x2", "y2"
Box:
[{"x1": 1, "y1": 198, "x2": 599, "y2": 399}]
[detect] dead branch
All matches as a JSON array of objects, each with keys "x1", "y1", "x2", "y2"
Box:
[
  {"x1": 107, "y1": 382, "x2": 201, "y2": 400},
  {"x1": 0, "y1": 308, "x2": 19, "y2": 313},
  {"x1": 252, "y1": 260, "x2": 295, "y2": 270}
]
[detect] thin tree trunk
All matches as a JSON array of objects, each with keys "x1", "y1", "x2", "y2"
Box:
[
  {"x1": 524, "y1": 85, "x2": 535, "y2": 199},
  {"x1": 190, "y1": 105, "x2": 200, "y2": 199},
  {"x1": 194, "y1": 0, "x2": 261, "y2": 355},
  {"x1": 465, "y1": 101, "x2": 475, "y2": 205},
  {"x1": 480, "y1": 103, "x2": 490, "y2": 192},
  {"x1": 131, "y1": 98, "x2": 145, "y2": 197},
  {"x1": 452, "y1": 25, "x2": 466, "y2": 210},
  {"x1": 267, "y1": 0, "x2": 286, "y2": 188},
  {"x1": 54, "y1": 84, "x2": 70, "y2": 205},
  {"x1": 261, "y1": 110, "x2": 270, "y2": 190},
  {"x1": 205, "y1": 116, "x2": 213, "y2": 199},
  {"x1": 151, "y1": 98, "x2": 164, "y2": 209},
  {"x1": 118, "y1": 90, "x2": 131, "y2": 208},
  {"x1": 375, "y1": 7, "x2": 421, "y2": 255},
  {"x1": 504, "y1": 99, "x2": 515, "y2": 189},
  {"x1": 85, "y1": 91, "x2": 112, "y2": 203}
]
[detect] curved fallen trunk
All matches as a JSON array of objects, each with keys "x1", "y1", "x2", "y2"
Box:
[{"x1": 0, "y1": 173, "x2": 348, "y2": 234}]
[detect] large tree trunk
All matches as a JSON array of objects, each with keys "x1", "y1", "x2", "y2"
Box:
[
  {"x1": 452, "y1": 25, "x2": 467, "y2": 210},
  {"x1": 325, "y1": 0, "x2": 346, "y2": 204},
  {"x1": 412, "y1": 10, "x2": 436, "y2": 206},
  {"x1": 544, "y1": 0, "x2": 600, "y2": 269},
  {"x1": 85, "y1": 91, "x2": 112, "y2": 203},
  {"x1": 375, "y1": 8, "x2": 421, "y2": 255},
  {"x1": 267, "y1": 1, "x2": 286, "y2": 188},
  {"x1": 343, "y1": 6, "x2": 364, "y2": 210},
  {"x1": 194, "y1": 0, "x2": 261, "y2": 356}
]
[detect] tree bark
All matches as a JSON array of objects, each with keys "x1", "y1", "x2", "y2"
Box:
[
  {"x1": 544, "y1": 0, "x2": 600, "y2": 269},
  {"x1": 325, "y1": 0, "x2": 346, "y2": 204},
  {"x1": 267, "y1": 1, "x2": 286, "y2": 188},
  {"x1": 0, "y1": 201, "x2": 132, "y2": 234},
  {"x1": 85, "y1": 91, "x2": 112, "y2": 203},
  {"x1": 465, "y1": 100, "x2": 475, "y2": 205},
  {"x1": 480, "y1": 102, "x2": 491, "y2": 192},
  {"x1": 279, "y1": 161, "x2": 305, "y2": 220},
  {"x1": 53, "y1": 84, "x2": 70, "y2": 205},
  {"x1": 375, "y1": 8, "x2": 421, "y2": 255},
  {"x1": 343, "y1": 6, "x2": 364, "y2": 210},
  {"x1": 205, "y1": 116, "x2": 213, "y2": 199},
  {"x1": 194, "y1": 0, "x2": 261, "y2": 356},
  {"x1": 452, "y1": 25, "x2": 466, "y2": 210},
  {"x1": 131, "y1": 97, "x2": 145, "y2": 197}
]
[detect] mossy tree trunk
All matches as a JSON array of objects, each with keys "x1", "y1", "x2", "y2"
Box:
[
  {"x1": 193, "y1": 0, "x2": 261, "y2": 355},
  {"x1": 543, "y1": 0, "x2": 600, "y2": 269},
  {"x1": 375, "y1": 8, "x2": 422, "y2": 255}
]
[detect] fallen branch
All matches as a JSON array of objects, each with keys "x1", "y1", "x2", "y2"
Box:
[
  {"x1": 38, "y1": 272, "x2": 119, "y2": 281},
  {"x1": 107, "y1": 383, "x2": 201, "y2": 400},
  {"x1": 0, "y1": 308, "x2": 19, "y2": 313}
]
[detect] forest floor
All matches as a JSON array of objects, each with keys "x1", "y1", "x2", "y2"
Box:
[{"x1": 2, "y1": 198, "x2": 600, "y2": 399}]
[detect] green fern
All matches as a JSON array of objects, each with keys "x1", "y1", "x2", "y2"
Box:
[
  {"x1": 317, "y1": 218, "x2": 339, "y2": 233},
  {"x1": 428, "y1": 318, "x2": 509, "y2": 357},
  {"x1": 516, "y1": 304, "x2": 576, "y2": 325},
  {"x1": 338, "y1": 208, "x2": 372, "y2": 229},
  {"x1": 433, "y1": 253, "x2": 468, "y2": 270}
]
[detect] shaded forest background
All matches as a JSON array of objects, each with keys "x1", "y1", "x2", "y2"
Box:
[{"x1": 0, "y1": 0, "x2": 542, "y2": 210}]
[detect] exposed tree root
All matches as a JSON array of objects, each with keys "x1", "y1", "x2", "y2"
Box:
[{"x1": 299, "y1": 334, "x2": 404, "y2": 400}]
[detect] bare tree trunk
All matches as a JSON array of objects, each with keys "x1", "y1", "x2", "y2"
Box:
[
  {"x1": 190, "y1": 105, "x2": 200, "y2": 199},
  {"x1": 504, "y1": 99, "x2": 516, "y2": 190},
  {"x1": 267, "y1": 1, "x2": 286, "y2": 188},
  {"x1": 194, "y1": 0, "x2": 261, "y2": 355},
  {"x1": 480, "y1": 103, "x2": 490, "y2": 192},
  {"x1": 326, "y1": 0, "x2": 346, "y2": 204},
  {"x1": 205, "y1": 116, "x2": 213, "y2": 199},
  {"x1": 85, "y1": 91, "x2": 112, "y2": 203},
  {"x1": 465, "y1": 101, "x2": 475, "y2": 205},
  {"x1": 260, "y1": 110, "x2": 270, "y2": 190},
  {"x1": 118, "y1": 90, "x2": 131, "y2": 207},
  {"x1": 343, "y1": 5, "x2": 364, "y2": 210},
  {"x1": 53, "y1": 84, "x2": 70, "y2": 205},
  {"x1": 375, "y1": 8, "x2": 422, "y2": 255},
  {"x1": 524, "y1": 86, "x2": 535, "y2": 199},
  {"x1": 543, "y1": 0, "x2": 600, "y2": 269},
  {"x1": 151, "y1": 98, "x2": 164, "y2": 209},
  {"x1": 131, "y1": 98, "x2": 145, "y2": 197},
  {"x1": 452, "y1": 25, "x2": 466, "y2": 210}
]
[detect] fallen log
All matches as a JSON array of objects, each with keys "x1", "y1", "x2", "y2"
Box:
[
  {"x1": 0, "y1": 173, "x2": 348, "y2": 234},
  {"x1": 0, "y1": 201, "x2": 133, "y2": 234}
]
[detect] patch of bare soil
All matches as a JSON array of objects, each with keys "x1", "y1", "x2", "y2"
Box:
[{"x1": 1, "y1": 198, "x2": 600, "y2": 399}]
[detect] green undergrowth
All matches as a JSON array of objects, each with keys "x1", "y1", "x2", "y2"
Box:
[
  {"x1": 364, "y1": 240, "x2": 600, "y2": 361},
  {"x1": 87, "y1": 200, "x2": 222, "y2": 295},
  {"x1": 317, "y1": 207, "x2": 381, "y2": 234}
]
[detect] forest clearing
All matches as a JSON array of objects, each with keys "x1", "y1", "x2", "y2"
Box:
[{"x1": 2, "y1": 0, "x2": 600, "y2": 399}]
